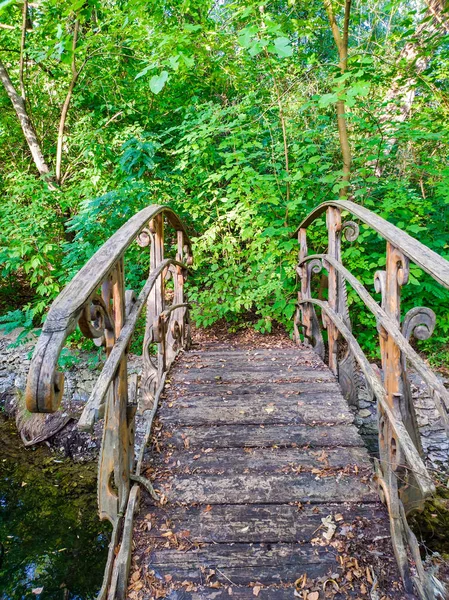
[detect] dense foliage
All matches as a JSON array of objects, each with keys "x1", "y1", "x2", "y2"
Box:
[{"x1": 1, "y1": 0, "x2": 449, "y2": 358}]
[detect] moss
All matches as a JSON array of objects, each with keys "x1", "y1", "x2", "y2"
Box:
[{"x1": 409, "y1": 486, "x2": 449, "y2": 559}]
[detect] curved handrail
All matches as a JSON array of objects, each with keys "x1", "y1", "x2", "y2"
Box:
[
  {"x1": 295, "y1": 200, "x2": 449, "y2": 289},
  {"x1": 43, "y1": 205, "x2": 190, "y2": 333},
  {"x1": 24, "y1": 203, "x2": 193, "y2": 598},
  {"x1": 298, "y1": 297, "x2": 434, "y2": 497},
  {"x1": 25, "y1": 205, "x2": 191, "y2": 414},
  {"x1": 298, "y1": 254, "x2": 449, "y2": 434}
]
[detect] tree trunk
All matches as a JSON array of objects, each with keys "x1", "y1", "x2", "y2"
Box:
[
  {"x1": 324, "y1": 0, "x2": 352, "y2": 198},
  {"x1": 0, "y1": 59, "x2": 54, "y2": 183}
]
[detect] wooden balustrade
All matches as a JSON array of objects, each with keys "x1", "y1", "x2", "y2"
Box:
[
  {"x1": 294, "y1": 200, "x2": 448, "y2": 599},
  {"x1": 25, "y1": 204, "x2": 192, "y2": 599}
]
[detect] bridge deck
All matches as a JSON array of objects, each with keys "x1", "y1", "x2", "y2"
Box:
[{"x1": 128, "y1": 343, "x2": 404, "y2": 599}]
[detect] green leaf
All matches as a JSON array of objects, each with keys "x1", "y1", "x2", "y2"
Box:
[
  {"x1": 318, "y1": 93, "x2": 338, "y2": 108},
  {"x1": 180, "y1": 52, "x2": 194, "y2": 68},
  {"x1": 0, "y1": 0, "x2": 16, "y2": 12},
  {"x1": 134, "y1": 64, "x2": 155, "y2": 80},
  {"x1": 149, "y1": 71, "x2": 169, "y2": 94},
  {"x1": 70, "y1": 0, "x2": 86, "y2": 11},
  {"x1": 272, "y1": 37, "x2": 293, "y2": 58}
]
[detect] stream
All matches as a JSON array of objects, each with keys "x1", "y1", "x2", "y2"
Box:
[{"x1": 0, "y1": 417, "x2": 109, "y2": 600}]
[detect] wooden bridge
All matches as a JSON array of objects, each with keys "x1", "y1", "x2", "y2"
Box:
[{"x1": 24, "y1": 201, "x2": 449, "y2": 599}]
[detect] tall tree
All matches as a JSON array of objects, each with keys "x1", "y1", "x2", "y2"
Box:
[{"x1": 324, "y1": 0, "x2": 352, "y2": 198}]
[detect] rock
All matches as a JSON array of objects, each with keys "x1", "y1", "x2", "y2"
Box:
[
  {"x1": 0, "y1": 330, "x2": 143, "y2": 461},
  {"x1": 357, "y1": 408, "x2": 372, "y2": 419},
  {"x1": 357, "y1": 400, "x2": 373, "y2": 409}
]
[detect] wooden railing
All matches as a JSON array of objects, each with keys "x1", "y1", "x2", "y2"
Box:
[
  {"x1": 294, "y1": 200, "x2": 448, "y2": 600},
  {"x1": 25, "y1": 205, "x2": 192, "y2": 599}
]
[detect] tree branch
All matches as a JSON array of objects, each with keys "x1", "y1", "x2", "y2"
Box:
[
  {"x1": 342, "y1": 0, "x2": 351, "y2": 66},
  {"x1": 19, "y1": 0, "x2": 28, "y2": 100},
  {"x1": 55, "y1": 18, "x2": 80, "y2": 184}
]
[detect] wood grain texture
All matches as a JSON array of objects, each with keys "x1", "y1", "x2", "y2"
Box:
[
  {"x1": 159, "y1": 394, "x2": 354, "y2": 426},
  {"x1": 153, "y1": 445, "x2": 371, "y2": 474},
  {"x1": 170, "y1": 367, "x2": 335, "y2": 384},
  {"x1": 149, "y1": 543, "x2": 338, "y2": 583},
  {"x1": 162, "y1": 423, "x2": 365, "y2": 449},
  {"x1": 164, "y1": 587, "x2": 298, "y2": 600},
  {"x1": 157, "y1": 472, "x2": 377, "y2": 504}
]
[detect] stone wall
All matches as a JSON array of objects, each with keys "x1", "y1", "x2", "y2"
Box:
[
  {"x1": 0, "y1": 332, "x2": 103, "y2": 461},
  {"x1": 351, "y1": 369, "x2": 449, "y2": 471}
]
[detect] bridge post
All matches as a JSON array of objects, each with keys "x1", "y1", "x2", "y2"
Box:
[
  {"x1": 376, "y1": 242, "x2": 425, "y2": 514},
  {"x1": 295, "y1": 228, "x2": 310, "y2": 345},
  {"x1": 326, "y1": 207, "x2": 341, "y2": 376},
  {"x1": 326, "y1": 207, "x2": 357, "y2": 405},
  {"x1": 97, "y1": 258, "x2": 132, "y2": 525}
]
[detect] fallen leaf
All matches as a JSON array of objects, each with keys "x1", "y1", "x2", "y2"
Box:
[
  {"x1": 253, "y1": 586, "x2": 261, "y2": 596},
  {"x1": 307, "y1": 593, "x2": 319, "y2": 600},
  {"x1": 366, "y1": 567, "x2": 373, "y2": 584},
  {"x1": 321, "y1": 515, "x2": 337, "y2": 542}
]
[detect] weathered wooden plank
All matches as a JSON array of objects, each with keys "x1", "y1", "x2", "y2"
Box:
[
  {"x1": 153, "y1": 446, "x2": 371, "y2": 474},
  {"x1": 164, "y1": 587, "x2": 297, "y2": 600},
  {"x1": 169, "y1": 381, "x2": 341, "y2": 398},
  {"x1": 149, "y1": 543, "x2": 338, "y2": 584},
  {"x1": 186, "y1": 348, "x2": 308, "y2": 356},
  {"x1": 163, "y1": 423, "x2": 365, "y2": 450},
  {"x1": 169, "y1": 367, "x2": 335, "y2": 384},
  {"x1": 179, "y1": 354, "x2": 323, "y2": 368},
  {"x1": 158, "y1": 394, "x2": 353, "y2": 426},
  {"x1": 157, "y1": 472, "x2": 377, "y2": 504},
  {"x1": 144, "y1": 502, "x2": 389, "y2": 543}
]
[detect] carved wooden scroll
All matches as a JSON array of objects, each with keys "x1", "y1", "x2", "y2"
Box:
[
  {"x1": 294, "y1": 200, "x2": 449, "y2": 600},
  {"x1": 294, "y1": 228, "x2": 325, "y2": 358}
]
